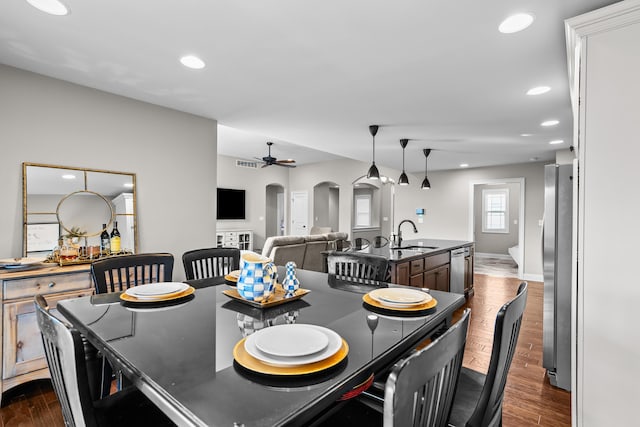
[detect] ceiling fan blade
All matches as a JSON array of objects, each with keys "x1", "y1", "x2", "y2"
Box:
[
  {"x1": 276, "y1": 159, "x2": 296, "y2": 164},
  {"x1": 261, "y1": 163, "x2": 270, "y2": 168},
  {"x1": 276, "y1": 162, "x2": 296, "y2": 168}
]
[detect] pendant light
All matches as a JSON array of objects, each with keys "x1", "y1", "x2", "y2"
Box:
[
  {"x1": 421, "y1": 149, "x2": 431, "y2": 189},
  {"x1": 398, "y1": 139, "x2": 409, "y2": 185},
  {"x1": 366, "y1": 125, "x2": 380, "y2": 180}
]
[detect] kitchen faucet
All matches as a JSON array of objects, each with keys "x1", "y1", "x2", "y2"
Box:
[{"x1": 396, "y1": 219, "x2": 418, "y2": 247}]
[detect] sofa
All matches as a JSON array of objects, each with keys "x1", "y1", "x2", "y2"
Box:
[{"x1": 261, "y1": 232, "x2": 348, "y2": 272}]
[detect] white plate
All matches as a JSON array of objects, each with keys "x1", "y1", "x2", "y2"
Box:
[
  {"x1": 0, "y1": 257, "x2": 46, "y2": 267},
  {"x1": 369, "y1": 288, "x2": 430, "y2": 307},
  {"x1": 245, "y1": 325, "x2": 342, "y2": 367},
  {"x1": 253, "y1": 324, "x2": 329, "y2": 357},
  {"x1": 125, "y1": 282, "x2": 189, "y2": 299}
]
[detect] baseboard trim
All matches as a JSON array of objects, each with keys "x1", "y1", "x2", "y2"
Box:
[{"x1": 523, "y1": 273, "x2": 544, "y2": 282}]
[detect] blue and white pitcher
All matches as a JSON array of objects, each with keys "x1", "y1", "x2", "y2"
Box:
[{"x1": 236, "y1": 252, "x2": 277, "y2": 302}]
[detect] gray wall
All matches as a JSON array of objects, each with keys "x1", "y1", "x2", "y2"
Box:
[
  {"x1": 313, "y1": 183, "x2": 330, "y2": 229},
  {"x1": 473, "y1": 182, "x2": 520, "y2": 255},
  {"x1": 328, "y1": 187, "x2": 339, "y2": 231},
  {"x1": 0, "y1": 65, "x2": 217, "y2": 280}
]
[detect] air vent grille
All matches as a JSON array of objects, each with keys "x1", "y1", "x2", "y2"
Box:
[{"x1": 236, "y1": 160, "x2": 258, "y2": 169}]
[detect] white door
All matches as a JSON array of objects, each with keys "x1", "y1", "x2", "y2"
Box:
[{"x1": 291, "y1": 191, "x2": 308, "y2": 236}]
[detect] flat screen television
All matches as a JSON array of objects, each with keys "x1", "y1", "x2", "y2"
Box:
[{"x1": 217, "y1": 188, "x2": 246, "y2": 220}]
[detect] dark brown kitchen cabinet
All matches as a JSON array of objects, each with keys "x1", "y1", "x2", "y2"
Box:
[
  {"x1": 393, "y1": 261, "x2": 410, "y2": 284},
  {"x1": 390, "y1": 251, "x2": 451, "y2": 291},
  {"x1": 423, "y1": 264, "x2": 450, "y2": 292}
]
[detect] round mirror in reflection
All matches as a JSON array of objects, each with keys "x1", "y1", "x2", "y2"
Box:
[{"x1": 56, "y1": 190, "x2": 114, "y2": 238}]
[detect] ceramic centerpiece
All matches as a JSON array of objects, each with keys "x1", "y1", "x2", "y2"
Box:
[{"x1": 236, "y1": 252, "x2": 277, "y2": 302}]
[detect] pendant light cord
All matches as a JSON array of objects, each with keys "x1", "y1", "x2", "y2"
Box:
[
  {"x1": 372, "y1": 133, "x2": 376, "y2": 164},
  {"x1": 402, "y1": 145, "x2": 405, "y2": 171}
]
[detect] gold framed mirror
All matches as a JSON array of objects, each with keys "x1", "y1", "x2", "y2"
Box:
[
  {"x1": 23, "y1": 162, "x2": 138, "y2": 259},
  {"x1": 56, "y1": 190, "x2": 114, "y2": 237}
]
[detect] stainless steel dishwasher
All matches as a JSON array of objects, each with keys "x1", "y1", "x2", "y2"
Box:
[{"x1": 449, "y1": 248, "x2": 466, "y2": 294}]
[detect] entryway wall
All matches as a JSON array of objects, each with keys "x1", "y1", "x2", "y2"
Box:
[
  {"x1": 470, "y1": 178, "x2": 524, "y2": 279},
  {"x1": 473, "y1": 182, "x2": 520, "y2": 255}
]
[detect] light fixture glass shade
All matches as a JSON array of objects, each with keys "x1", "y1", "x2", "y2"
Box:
[
  {"x1": 398, "y1": 172, "x2": 409, "y2": 185},
  {"x1": 421, "y1": 176, "x2": 431, "y2": 189},
  {"x1": 367, "y1": 163, "x2": 380, "y2": 180}
]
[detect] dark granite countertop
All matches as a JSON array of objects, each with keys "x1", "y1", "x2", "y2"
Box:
[{"x1": 351, "y1": 238, "x2": 474, "y2": 263}]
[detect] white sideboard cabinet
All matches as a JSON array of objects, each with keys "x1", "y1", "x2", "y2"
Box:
[
  {"x1": 0, "y1": 264, "x2": 93, "y2": 404},
  {"x1": 216, "y1": 230, "x2": 253, "y2": 251}
]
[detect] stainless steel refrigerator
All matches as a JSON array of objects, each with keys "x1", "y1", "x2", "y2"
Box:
[{"x1": 543, "y1": 163, "x2": 573, "y2": 391}]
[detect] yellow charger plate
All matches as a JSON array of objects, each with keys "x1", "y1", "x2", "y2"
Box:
[
  {"x1": 120, "y1": 285, "x2": 195, "y2": 303},
  {"x1": 225, "y1": 270, "x2": 240, "y2": 283},
  {"x1": 362, "y1": 292, "x2": 437, "y2": 312},
  {"x1": 233, "y1": 337, "x2": 349, "y2": 376}
]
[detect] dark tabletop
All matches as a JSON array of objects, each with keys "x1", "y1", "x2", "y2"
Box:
[{"x1": 57, "y1": 267, "x2": 465, "y2": 427}]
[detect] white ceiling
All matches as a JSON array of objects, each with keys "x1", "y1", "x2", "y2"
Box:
[{"x1": 0, "y1": 0, "x2": 619, "y2": 172}]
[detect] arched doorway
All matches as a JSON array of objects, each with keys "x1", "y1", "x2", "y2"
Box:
[
  {"x1": 265, "y1": 184, "x2": 285, "y2": 237},
  {"x1": 313, "y1": 181, "x2": 339, "y2": 232}
]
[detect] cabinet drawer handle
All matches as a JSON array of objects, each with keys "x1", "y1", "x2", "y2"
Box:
[
  {"x1": 17, "y1": 341, "x2": 23, "y2": 350},
  {"x1": 48, "y1": 282, "x2": 55, "y2": 288}
]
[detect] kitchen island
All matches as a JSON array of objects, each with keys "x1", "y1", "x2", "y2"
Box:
[{"x1": 351, "y1": 239, "x2": 474, "y2": 296}]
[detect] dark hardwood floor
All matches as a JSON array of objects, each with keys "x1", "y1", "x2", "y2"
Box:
[
  {"x1": 0, "y1": 274, "x2": 570, "y2": 426},
  {"x1": 456, "y1": 274, "x2": 571, "y2": 426},
  {"x1": 0, "y1": 380, "x2": 63, "y2": 427}
]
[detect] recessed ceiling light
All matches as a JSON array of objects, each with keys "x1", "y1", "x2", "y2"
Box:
[
  {"x1": 460, "y1": 163, "x2": 469, "y2": 168},
  {"x1": 62, "y1": 174, "x2": 76, "y2": 180},
  {"x1": 541, "y1": 120, "x2": 559, "y2": 127},
  {"x1": 499, "y1": 13, "x2": 534, "y2": 34},
  {"x1": 549, "y1": 139, "x2": 564, "y2": 145},
  {"x1": 527, "y1": 86, "x2": 551, "y2": 95},
  {"x1": 180, "y1": 55, "x2": 205, "y2": 69},
  {"x1": 521, "y1": 133, "x2": 532, "y2": 137},
  {"x1": 26, "y1": 0, "x2": 68, "y2": 16}
]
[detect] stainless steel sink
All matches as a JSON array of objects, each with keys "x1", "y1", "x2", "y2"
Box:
[
  {"x1": 405, "y1": 245, "x2": 438, "y2": 250},
  {"x1": 390, "y1": 245, "x2": 438, "y2": 251}
]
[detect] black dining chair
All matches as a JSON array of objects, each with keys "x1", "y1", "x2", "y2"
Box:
[
  {"x1": 317, "y1": 309, "x2": 471, "y2": 427},
  {"x1": 34, "y1": 295, "x2": 175, "y2": 427},
  {"x1": 354, "y1": 237, "x2": 371, "y2": 250},
  {"x1": 326, "y1": 251, "x2": 388, "y2": 282},
  {"x1": 182, "y1": 247, "x2": 240, "y2": 280},
  {"x1": 373, "y1": 235, "x2": 389, "y2": 248},
  {"x1": 91, "y1": 253, "x2": 174, "y2": 294},
  {"x1": 448, "y1": 282, "x2": 528, "y2": 427}
]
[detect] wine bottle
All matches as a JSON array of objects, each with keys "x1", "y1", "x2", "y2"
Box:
[
  {"x1": 100, "y1": 224, "x2": 110, "y2": 256},
  {"x1": 110, "y1": 221, "x2": 121, "y2": 254}
]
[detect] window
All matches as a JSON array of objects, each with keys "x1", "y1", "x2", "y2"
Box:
[
  {"x1": 482, "y1": 188, "x2": 509, "y2": 233},
  {"x1": 355, "y1": 194, "x2": 371, "y2": 227}
]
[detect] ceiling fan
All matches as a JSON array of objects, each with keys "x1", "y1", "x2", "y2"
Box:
[{"x1": 256, "y1": 142, "x2": 296, "y2": 168}]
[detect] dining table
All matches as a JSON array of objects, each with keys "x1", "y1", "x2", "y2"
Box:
[{"x1": 56, "y1": 267, "x2": 465, "y2": 427}]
